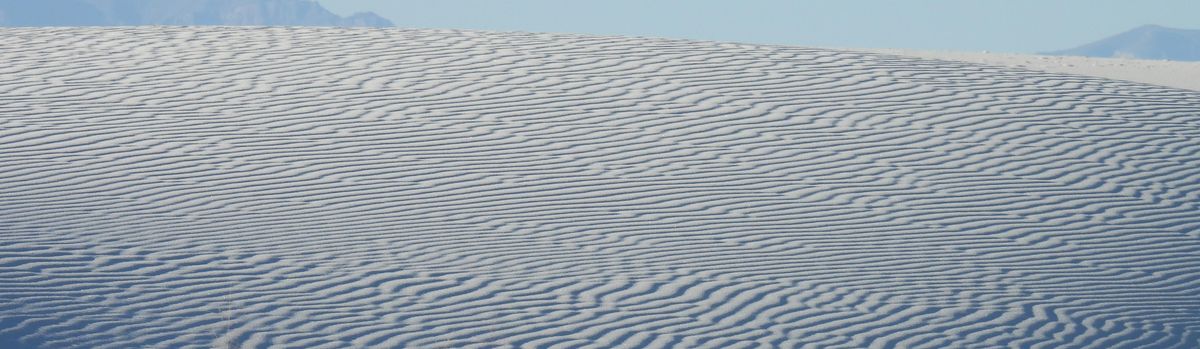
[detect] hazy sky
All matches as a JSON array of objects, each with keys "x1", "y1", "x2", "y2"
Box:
[{"x1": 320, "y1": 0, "x2": 1199, "y2": 53}]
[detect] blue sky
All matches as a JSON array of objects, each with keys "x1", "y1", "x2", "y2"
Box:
[{"x1": 320, "y1": 0, "x2": 1199, "y2": 53}]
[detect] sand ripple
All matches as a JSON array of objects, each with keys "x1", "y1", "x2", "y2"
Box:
[{"x1": 1, "y1": 27, "x2": 1199, "y2": 349}]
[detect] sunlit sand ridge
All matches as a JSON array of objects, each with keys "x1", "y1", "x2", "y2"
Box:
[{"x1": 2, "y1": 27, "x2": 1199, "y2": 349}]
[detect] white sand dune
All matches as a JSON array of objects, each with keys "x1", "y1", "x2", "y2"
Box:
[
  {"x1": 2, "y1": 27, "x2": 1200, "y2": 349},
  {"x1": 865, "y1": 49, "x2": 1200, "y2": 92}
]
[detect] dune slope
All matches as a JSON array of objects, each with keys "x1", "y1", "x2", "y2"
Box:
[
  {"x1": 0, "y1": 0, "x2": 393, "y2": 27},
  {"x1": 1, "y1": 27, "x2": 1199, "y2": 349}
]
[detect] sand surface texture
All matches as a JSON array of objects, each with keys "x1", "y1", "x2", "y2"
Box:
[{"x1": 2, "y1": 27, "x2": 1200, "y2": 349}]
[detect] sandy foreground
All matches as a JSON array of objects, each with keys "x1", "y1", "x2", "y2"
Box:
[
  {"x1": 2, "y1": 27, "x2": 1199, "y2": 349},
  {"x1": 866, "y1": 49, "x2": 1200, "y2": 91}
]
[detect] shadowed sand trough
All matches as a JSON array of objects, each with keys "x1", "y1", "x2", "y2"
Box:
[{"x1": 2, "y1": 27, "x2": 1199, "y2": 349}]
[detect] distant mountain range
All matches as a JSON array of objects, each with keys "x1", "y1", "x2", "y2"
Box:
[
  {"x1": 0, "y1": 0, "x2": 392, "y2": 27},
  {"x1": 1046, "y1": 25, "x2": 1200, "y2": 61}
]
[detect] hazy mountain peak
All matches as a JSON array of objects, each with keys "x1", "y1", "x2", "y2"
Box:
[
  {"x1": 1046, "y1": 25, "x2": 1200, "y2": 61},
  {"x1": 0, "y1": 0, "x2": 393, "y2": 27}
]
